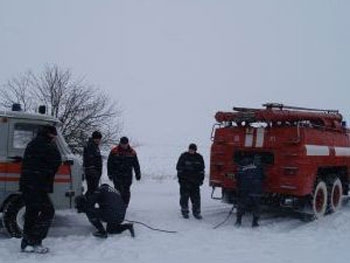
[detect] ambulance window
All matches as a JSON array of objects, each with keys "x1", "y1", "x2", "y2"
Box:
[{"x1": 13, "y1": 123, "x2": 41, "y2": 149}]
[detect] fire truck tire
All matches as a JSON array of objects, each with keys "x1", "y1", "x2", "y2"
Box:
[
  {"x1": 328, "y1": 178, "x2": 343, "y2": 213},
  {"x1": 2, "y1": 195, "x2": 25, "y2": 238},
  {"x1": 311, "y1": 180, "x2": 328, "y2": 218}
]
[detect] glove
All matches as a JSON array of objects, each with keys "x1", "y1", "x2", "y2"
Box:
[{"x1": 136, "y1": 173, "x2": 141, "y2": 181}]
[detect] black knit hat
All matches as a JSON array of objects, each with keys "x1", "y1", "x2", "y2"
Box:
[
  {"x1": 120, "y1": 136, "x2": 129, "y2": 144},
  {"x1": 189, "y1": 143, "x2": 197, "y2": 151},
  {"x1": 92, "y1": 130, "x2": 102, "y2": 139}
]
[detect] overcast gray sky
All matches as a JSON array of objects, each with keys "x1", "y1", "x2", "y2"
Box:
[{"x1": 1, "y1": 0, "x2": 349, "y2": 151}]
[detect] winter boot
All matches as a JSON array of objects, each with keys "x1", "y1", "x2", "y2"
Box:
[
  {"x1": 21, "y1": 239, "x2": 29, "y2": 251},
  {"x1": 21, "y1": 240, "x2": 49, "y2": 254},
  {"x1": 193, "y1": 213, "x2": 203, "y2": 220},
  {"x1": 33, "y1": 245, "x2": 50, "y2": 254},
  {"x1": 127, "y1": 223, "x2": 135, "y2": 238},
  {"x1": 181, "y1": 210, "x2": 189, "y2": 219},
  {"x1": 93, "y1": 229, "x2": 108, "y2": 238},
  {"x1": 234, "y1": 216, "x2": 242, "y2": 227},
  {"x1": 252, "y1": 217, "x2": 259, "y2": 228}
]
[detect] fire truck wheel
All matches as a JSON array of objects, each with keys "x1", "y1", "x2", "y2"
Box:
[
  {"x1": 328, "y1": 178, "x2": 343, "y2": 213},
  {"x1": 2, "y1": 195, "x2": 25, "y2": 238},
  {"x1": 312, "y1": 180, "x2": 328, "y2": 218}
]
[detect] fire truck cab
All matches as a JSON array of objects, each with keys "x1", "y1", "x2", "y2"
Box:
[
  {"x1": 0, "y1": 106, "x2": 83, "y2": 237},
  {"x1": 210, "y1": 103, "x2": 350, "y2": 218}
]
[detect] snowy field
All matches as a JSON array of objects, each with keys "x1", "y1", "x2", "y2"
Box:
[{"x1": 1, "y1": 177, "x2": 350, "y2": 263}]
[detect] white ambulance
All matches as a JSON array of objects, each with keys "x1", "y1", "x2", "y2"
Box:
[{"x1": 0, "y1": 105, "x2": 83, "y2": 237}]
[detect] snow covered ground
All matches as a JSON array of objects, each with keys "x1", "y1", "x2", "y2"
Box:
[{"x1": 1, "y1": 176, "x2": 350, "y2": 263}]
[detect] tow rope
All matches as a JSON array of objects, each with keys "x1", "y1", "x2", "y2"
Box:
[
  {"x1": 213, "y1": 205, "x2": 235, "y2": 229},
  {"x1": 125, "y1": 219, "x2": 178, "y2": 234}
]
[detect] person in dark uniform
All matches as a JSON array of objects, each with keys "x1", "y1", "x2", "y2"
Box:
[
  {"x1": 235, "y1": 155, "x2": 264, "y2": 227},
  {"x1": 107, "y1": 136, "x2": 141, "y2": 207},
  {"x1": 75, "y1": 183, "x2": 134, "y2": 238},
  {"x1": 176, "y1": 143, "x2": 205, "y2": 219},
  {"x1": 20, "y1": 125, "x2": 62, "y2": 253},
  {"x1": 83, "y1": 131, "x2": 103, "y2": 196}
]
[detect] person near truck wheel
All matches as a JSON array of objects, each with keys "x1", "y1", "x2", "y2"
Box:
[
  {"x1": 176, "y1": 143, "x2": 205, "y2": 219},
  {"x1": 107, "y1": 136, "x2": 141, "y2": 207},
  {"x1": 19, "y1": 125, "x2": 62, "y2": 254},
  {"x1": 83, "y1": 131, "x2": 103, "y2": 196},
  {"x1": 75, "y1": 183, "x2": 135, "y2": 238},
  {"x1": 235, "y1": 155, "x2": 264, "y2": 228}
]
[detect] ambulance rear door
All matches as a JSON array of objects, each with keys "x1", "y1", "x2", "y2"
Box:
[{"x1": 6, "y1": 120, "x2": 42, "y2": 193}]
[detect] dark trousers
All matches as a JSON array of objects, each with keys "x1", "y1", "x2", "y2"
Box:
[
  {"x1": 22, "y1": 191, "x2": 55, "y2": 245},
  {"x1": 86, "y1": 212, "x2": 105, "y2": 232},
  {"x1": 85, "y1": 168, "x2": 101, "y2": 196},
  {"x1": 112, "y1": 178, "x2": 131, "y2": 207},
  {"x1": 237, "y1": 194, "x2": 261, "y2": 219},
  {"x1": 85, "y1": 209, "x2": 128, "y2": 234},
  {"x1": 179, "y1": 182, "x2": 201, "y2": 215}
]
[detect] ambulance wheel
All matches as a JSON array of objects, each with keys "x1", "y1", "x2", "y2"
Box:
[
  {"x1": 2, "y1": 195, "x2": 25, "y2": 238},
  {"x1": 311, "y1": 180, "x2": 328, "y2": 218},
  {"x1": 328, "y1": 178, "x2": 343, "y2": 213}
]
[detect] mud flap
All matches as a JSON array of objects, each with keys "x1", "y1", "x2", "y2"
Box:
[{"x1": 211, "y1": 187, "x2": 222, "y2": 200}]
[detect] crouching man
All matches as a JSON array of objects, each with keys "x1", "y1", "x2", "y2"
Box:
[{"x1": 75, "y1": 183, "x2": 134, "y2": 238}]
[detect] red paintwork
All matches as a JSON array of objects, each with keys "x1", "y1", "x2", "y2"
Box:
[
  {"x1": 210, "y1": 104, "x2": 350, "y2": 198},
  {"x1": 0, "y1": 162, "x2": 71, "y2": 183}
]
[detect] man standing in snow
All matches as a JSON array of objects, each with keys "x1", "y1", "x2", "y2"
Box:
[
  {"x1": 20, "y1": 125, "x2": 62, "y2": 254},
  {"x1": 107, "y1": 136, "x2": 141, "y2": 207},
  {"x1": 176, "y1": 143, "x2": 205, "y2": 219},
  {"x1": 83, "y1": 131, "x2": 103, "y2": 196},
  {"x1": 75, "y1": 183, "x2": 135, "y2": 238},
  {"x1": 235, "y1": 155, "x2": 264, "y2": 227}
]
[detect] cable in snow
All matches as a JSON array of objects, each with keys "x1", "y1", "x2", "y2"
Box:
[
  {"x1": 125, "y1": 220, "x2": 178, "y2": 234},
  {"x1": 213, "y1": 205, "x2": 235, "y2": 229}
]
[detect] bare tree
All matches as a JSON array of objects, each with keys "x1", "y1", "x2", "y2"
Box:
[
  {"x1": 0, "y1": 71, "x2": 36, "y2": 111},
  {"x1": 0, "y1": 65, "x2": 122, "y2": 154}
]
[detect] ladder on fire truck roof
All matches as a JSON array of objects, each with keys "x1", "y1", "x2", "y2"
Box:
[{"x1": 233, "y1": 103, "x2": 339, "y2": 114}]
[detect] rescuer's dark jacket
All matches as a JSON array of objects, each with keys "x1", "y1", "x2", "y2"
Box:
[
  {"x1": 83, "y1": 138, "x2": 102, "y2": 175},
  {"x1": 176, "y1": 152, "x2": 205, "y2": 185},
  {"x1": 107, "y1": 145, "x2": 141, "y2": 184},
  {"x1": 84, "y1": 184, "x2": 126, "y2": 226},
  {"x1": 20, "y1": 133, "x2": 62, "y2": 193}
]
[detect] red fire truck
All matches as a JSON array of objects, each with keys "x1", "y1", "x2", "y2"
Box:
[{"x1": 210, "y1": 103, "x2": 350, "y2": 218}]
